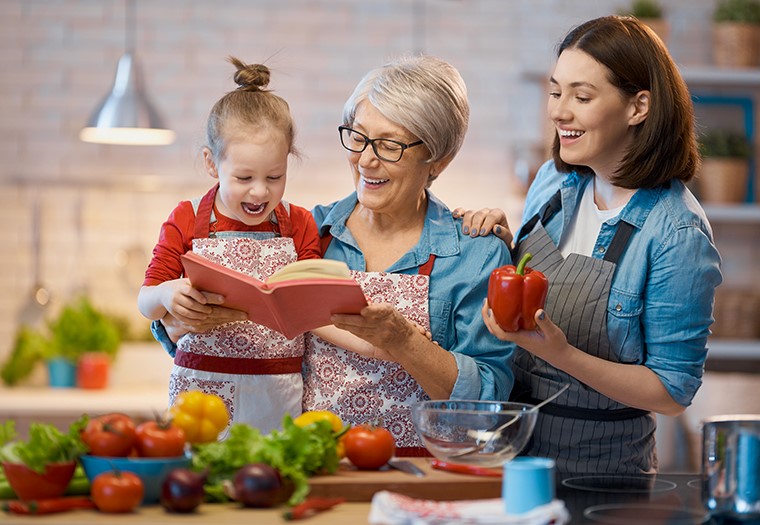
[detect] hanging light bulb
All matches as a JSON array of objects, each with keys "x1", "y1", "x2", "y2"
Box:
[{"x1": 80, "y1": 0, "x2": 174, "y2": 146}]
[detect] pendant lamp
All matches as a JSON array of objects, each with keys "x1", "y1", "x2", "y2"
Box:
[{"x1": 79, "y1": 0, "x2": 175, "y2": 146}]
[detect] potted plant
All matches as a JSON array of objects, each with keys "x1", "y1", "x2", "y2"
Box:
[
  {"x1": 696, "y1": 129, "x2": 752, "y2": 203},
  {"x1": 0, "y1": 296, "x2": 122, "y2": 388},
  {"x1": 621, "y1": 0, "x2": 669, "y2": 44},
  {"x1": 712, "y1": 0, "x2": 760, "y2": 68}
]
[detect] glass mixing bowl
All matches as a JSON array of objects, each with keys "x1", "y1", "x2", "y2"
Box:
[{"x1": 411, "y1": 400, "x2": 538, "y2": 468}]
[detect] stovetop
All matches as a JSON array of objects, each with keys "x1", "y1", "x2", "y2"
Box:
[{"x1": 557, "y1": 472, "x2": 750, "y2": 524}]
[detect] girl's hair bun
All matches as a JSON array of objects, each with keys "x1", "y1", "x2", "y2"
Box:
[{"x1": 228, "y1": 56, "x2": 270, "y2": 92}]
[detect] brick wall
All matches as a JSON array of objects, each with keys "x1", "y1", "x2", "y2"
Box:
[{"x1": 0, "y1": 0, "x2": 719, "y2": 361}]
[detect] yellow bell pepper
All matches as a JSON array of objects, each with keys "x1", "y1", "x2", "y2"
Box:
[
  {"x1": 169, "y1": 391, "x2": 229, "y2": 444},
  {"x1": 294, "y1": 410, "x2": 347, "y2": 458}
]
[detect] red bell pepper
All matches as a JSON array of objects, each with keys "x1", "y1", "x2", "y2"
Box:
[{"x1": 487, "y1": 253, "x2": 548, "y2": 332}]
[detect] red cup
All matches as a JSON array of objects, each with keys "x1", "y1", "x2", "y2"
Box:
[
  {"x1": 77, "y1": 352, "x2": 110, "y2": 389},
  {"x1": 2, "y1": 461, "x2": 77, "y2": 500}
]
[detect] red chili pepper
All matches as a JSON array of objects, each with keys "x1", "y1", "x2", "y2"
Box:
[
  {"x1": 283, "y1": 496, "x2": 346, "y2": 520},
  {"x1": 487, "y1": 252, "x2": 548, "y2": 331},
  {"x1": 2, "y1": 496, "x2": 96, "y2": 515},
  {"x1": 430, "y1": 459, "x2": 503, "y2": 477}
]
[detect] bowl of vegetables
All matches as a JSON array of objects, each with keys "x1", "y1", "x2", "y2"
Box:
[
  {"x1": 79, "y1": 412, "x2": 192, "y2": 505},
  {"x1": 2, "y1": 461, "x2": 77, "y2": 500},
  {"x1": 79, "y1": 453, "x2": 191, "y2": 505},
  {"x1": 0, "y1": 418, "x2": 89, "y2": 500}
]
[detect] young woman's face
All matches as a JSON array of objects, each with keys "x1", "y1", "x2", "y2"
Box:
[
  {"x1": 205, "y1": 129, "x2": 289, "y2": 226},
  {"x1": 346, "y1": 101, "x2": 435, "y2": 216},
  {"x1": 548, "y1": 48, "x2": 639, "y2": 177}
]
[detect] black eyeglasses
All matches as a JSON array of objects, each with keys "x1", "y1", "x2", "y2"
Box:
[{"x1": 338, "y1": 126, "x2": 424, "y2": 162}]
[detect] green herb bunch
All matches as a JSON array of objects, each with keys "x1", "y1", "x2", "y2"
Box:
[
  {"x1": 625, "y1": 0, "x2": 664, "y2": 19},
  {"x1": 699, "y1": 130, "x2": 752, "y2": 158},
  {"x1": 714, "y1": 0, "x2": 760, "y2": 24}
]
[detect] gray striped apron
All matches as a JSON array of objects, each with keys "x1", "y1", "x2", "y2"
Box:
[{"x1": 512, "y1": 190, "x2": 656, "y2": 474}]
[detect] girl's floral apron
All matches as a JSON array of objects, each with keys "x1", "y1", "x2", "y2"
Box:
[{"x1": 169, "y1": 186, "x2": 304, "y2": 436}]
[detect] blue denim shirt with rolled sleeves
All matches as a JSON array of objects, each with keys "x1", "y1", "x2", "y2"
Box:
[
  {"x1": 520, "y1": 161, "x2": 723, "y2": 407},
  {"x1": 312, "y1": 190, "x2": 515, "y2": 402}
]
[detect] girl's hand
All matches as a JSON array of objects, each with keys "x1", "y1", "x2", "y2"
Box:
[
  {"x1": 161, "y1": 304, "x2": 247, "y2": 342},
  {"x1": 481, "y1": 300, "x2": 569, "y2": 364},
  {"x1": 331, "y1": 303, "x2": 431, "y2": 362},
  {"x1": 452, "y1": 207, "x2": 513, "y2": 245},
  {"x1": 158, "y1": 278, "x2": 217, "y2": 324}
]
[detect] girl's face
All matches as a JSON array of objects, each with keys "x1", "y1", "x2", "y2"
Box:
[
  {"x1": 204, "y1": 129, "x2": 289, "y2": 226},
  {"x1": 347, "y1": 101, "x2": 441, "y2": 216},
  {"x1": 548, "y1": 48, "x2": 643, "y2": 178}
]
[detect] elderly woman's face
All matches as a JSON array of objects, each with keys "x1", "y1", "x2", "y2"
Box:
[{"x1": 346, "y1": 101, "x2": 431, "y2": 215}]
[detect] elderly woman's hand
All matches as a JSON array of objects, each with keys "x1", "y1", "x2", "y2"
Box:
[
  {"x1": 330, "y1": 303, "x2": 430, "y2": 362},
  {"x1": 452, "y1": 207, "x2": 513, "y2": 246}
]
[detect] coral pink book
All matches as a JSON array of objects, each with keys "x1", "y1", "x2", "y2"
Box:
[{"x1": 180, "y1": 251, "x2": 368, "y2": 339}]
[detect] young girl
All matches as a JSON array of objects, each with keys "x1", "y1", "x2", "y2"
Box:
[{"x1": 138, "y1": 57, "x2": 371, "y2": 434}]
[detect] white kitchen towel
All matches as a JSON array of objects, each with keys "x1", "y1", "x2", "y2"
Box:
[{"x1": 368, "y1": 490, "x2": 570, "y2": 525}]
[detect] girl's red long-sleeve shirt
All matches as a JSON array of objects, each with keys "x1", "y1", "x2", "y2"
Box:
[{"x1": 143, "y1": 199, "x2": 321, "y2": 286}]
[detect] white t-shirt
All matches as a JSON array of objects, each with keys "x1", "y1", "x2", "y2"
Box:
[{"x1": 559, "y1": 180, "x2": 625, "y2": 258}]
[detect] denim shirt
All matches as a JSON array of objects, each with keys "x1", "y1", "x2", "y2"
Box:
[
  {"x1": 312, "y1": 190, "x2": 515, "y2": 402},
  {"x1": 519, "y1": 161, "x2": 723, "y2": 406}
]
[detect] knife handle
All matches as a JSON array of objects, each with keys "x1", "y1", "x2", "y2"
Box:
[{"x1": 430, "y1": 459, "x2": 503, "y2": 477}]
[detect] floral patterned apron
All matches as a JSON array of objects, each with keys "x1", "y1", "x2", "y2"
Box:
[
  {"x1": 169, "y1": 186, "x2": 305, "y2": 436},
  {"x1": 303, "y1": 254, "x2": 435, "y2": 452}
]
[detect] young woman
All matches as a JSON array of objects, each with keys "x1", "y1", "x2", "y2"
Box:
[{"x1": 480, "y1": 16, "x2": 722, "y2": 473}]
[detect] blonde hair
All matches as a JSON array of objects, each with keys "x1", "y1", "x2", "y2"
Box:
[{"x1": 206, "y1": 56, "x2": 297, "y2": 162}]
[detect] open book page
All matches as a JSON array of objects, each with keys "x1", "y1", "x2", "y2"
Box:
[{"x1": 265, "y1": 259, "x2": 352, "y2": 284}]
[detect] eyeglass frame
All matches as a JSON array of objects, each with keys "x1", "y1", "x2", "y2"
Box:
[{"x1": 338, "y1": 125, "x2": 424, "y2": 162}]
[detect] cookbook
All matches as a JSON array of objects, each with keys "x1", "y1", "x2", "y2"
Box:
[{"x1": 180, "y1": 251, "x2": 368, "y2": 339}]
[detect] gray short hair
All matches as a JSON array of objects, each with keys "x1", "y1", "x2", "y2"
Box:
[{"x1": 342, "y1": 55, "x2": 469, "y2": 165}]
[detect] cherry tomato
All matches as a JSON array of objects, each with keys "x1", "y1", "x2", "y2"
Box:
[
  {"x1": 343, "y1": 425, "x2": 396, "y2": 470},
  {"x1": 169, "y1": 391, "x2": 229, "y2": 444},
  {"x1": 91, "y1": 470, "x2": 144, "y2": 513},
  {"x1": 135, "y1": 420, "x2": 187, "y2": 458},
  {"x1": 81, "y1": 413, "x2": 137, "y2": 457}
]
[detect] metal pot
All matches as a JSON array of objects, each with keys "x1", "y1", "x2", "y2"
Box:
[{"x1": 702, "y1": 414, "x2": 760, "y2": 520}]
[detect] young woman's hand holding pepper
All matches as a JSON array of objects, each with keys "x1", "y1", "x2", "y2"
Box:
[{"x1": 481, "y1": 302, "x2": 570, "y2": 367}]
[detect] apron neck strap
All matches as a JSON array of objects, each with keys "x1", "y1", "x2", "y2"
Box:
[
  {"x1": 514, "y1": 190, "x2": 562, "y2": 255},
  {"x1": 193, "y1": 184, "x2": 219, "y2": 239},
  {"x1": 603, "y1": 220, "x2": 635, "y2": 264}
]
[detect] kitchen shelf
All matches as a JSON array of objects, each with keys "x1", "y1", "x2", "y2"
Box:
[
  {"x1": 708, "y1": 338, "x2": 760, "y2": 359},
  {"x1": 703, "y1": 203, "x2": 760, "y2": 223},
  {"x1": 679, "y1": 66, "x2": 760, "y2": 88}
]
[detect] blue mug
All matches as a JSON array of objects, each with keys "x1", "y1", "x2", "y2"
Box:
[{"x1": 503, "y1": 457, "x2": 555, "y2": 515}]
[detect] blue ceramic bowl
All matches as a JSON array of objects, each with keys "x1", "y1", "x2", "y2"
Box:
[{"x1": 79, "y1": 454, "x2": 191, "y2": 504}]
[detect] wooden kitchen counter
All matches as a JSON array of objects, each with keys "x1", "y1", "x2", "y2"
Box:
[{"x1": 1, "y1": 502, "x2": 375, "y2": 525}]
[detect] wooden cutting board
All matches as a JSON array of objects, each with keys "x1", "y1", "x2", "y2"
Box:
[{"x1": 308, "y1": 458, "x2": 502, "y2": 502}]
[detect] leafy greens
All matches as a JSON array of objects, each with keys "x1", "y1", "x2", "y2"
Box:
[{"x1": 190, "y1": 415, "x2": 340, "y2": 505}]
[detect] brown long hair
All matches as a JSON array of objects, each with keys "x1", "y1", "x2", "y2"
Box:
[
  {"x1": 552, "y1": 16, "x2": 700, "y2": 188},
  {"x1": 205, "y1": 56, "x2": 297, "y2": 162}
]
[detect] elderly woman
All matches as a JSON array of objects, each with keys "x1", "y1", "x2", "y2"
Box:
[{"x1": 153, "y1": 55, "x2": 514, "y2": 454}]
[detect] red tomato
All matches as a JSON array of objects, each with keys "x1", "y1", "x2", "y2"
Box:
[
  {"x1": 135, "y1": 420, "x2": 187, "y2": 458},
  {"x1": 343, "y1": 425, "x2": 396, "y2": 470},
  {"x1": 81, "y1": 413, "x2": 137, "y2": 457},
  {"x1": 91, "y1": 470, "x2": 144, "y2": 513}
]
